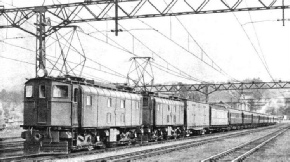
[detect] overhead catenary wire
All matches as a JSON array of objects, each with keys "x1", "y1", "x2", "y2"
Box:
[
  {"x1": 161, "y1": 0, "x2": 240, "y2": 83},
  {"x1": 51, "y1": 0, "x2": 210, "y2": 84},
  {"x1": 2, "y1": 0, "x2": 212, "y2": 84},
  {"x1": 0, "y1": 51, "x2": 112, "y2": 83},
  {"x1": 0, "y1": 37, "x2": 128, "y2": 80}
]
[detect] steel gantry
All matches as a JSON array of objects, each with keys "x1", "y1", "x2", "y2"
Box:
[
  {"x1": 136, "y1": 81, "x2": 290, "y2": 94},
  {"x1": 134, "y1": 81, "x2": 290, "y2": 102},
  {"x1": 0, "y1": 0, "x2": 289, "y2": 76}
]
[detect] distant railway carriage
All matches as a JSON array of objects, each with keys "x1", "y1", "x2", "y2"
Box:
[
  {"x1": 20, "y1": 76, "x2": 279, "y2": 155},
  {"x1": 185, "y1": 101, "x2": 210, "y2": 134},
  {"x1": 209, "y1": 104, "x2": 229, "y2": 129},
  {"x1": 242, "y1": 111, "x2": 253, "y2": 127},
  {"x1": 228, "y1": 109, "x2": 243, "y2": 128},
  {"x1": 259, "y1": 114, "x2": 268, "y2": 125},
  {"x1": 252, "y1": 112, "x2": 260, "y2": 126}
]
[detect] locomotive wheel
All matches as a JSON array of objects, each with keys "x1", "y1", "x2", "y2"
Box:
[{"x1": 87, "y1": 146, "x2": 94, "y2": 151}]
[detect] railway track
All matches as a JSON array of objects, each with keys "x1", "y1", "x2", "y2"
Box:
[
  {"x1": 0, "y1": 137, "x2": 24, "y2": 158},
  {"x1": 200, "y1": 126, "x2": 289, "y2": 162},
  {"x1": 81, "y1": 125, "x2": 287, "y2": 162},
  {"x1": 0, "y1": 124, "x2": 284, "y2": 161}
]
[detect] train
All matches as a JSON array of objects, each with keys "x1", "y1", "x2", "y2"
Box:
[{"x1": 20, "y1": 75, "x2": 278, "y2": 155}]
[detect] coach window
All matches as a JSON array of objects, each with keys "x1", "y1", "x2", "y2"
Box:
[
  {"x1": 106, "y1": 113, "x2": 111, "y2": 123},
  {"x1": 174, "y1": 106, "x2": 177, "y2": 112},
  {"x1": 121, "y1": 113, "x2": 125, "y2": 123},
  {"x1": 174, "y1": 115, "x2": 176, "y2": 123},
  {"x1": 167, "y1": 115, "x2": 170, "y2": 123},
  {"x1": 136, "y1": 102, "x2": 139, "y2": 109},
  {"x1": 39, "y1": 85, "x2": 46, "y2": 98},
  {"x1": 168, "y1": 105, "x2": 170, "y2": 111},
  {"x1": 86, "y1": 96, "x2": 92, "y2": 106},
  {"x1": 121, "y1": 100, "x2": 125, "y2": 108},
  {"x1": 25, "y1": 85, "x2": 33, "y2": 98},
  {"x1": 53, "y1": 85, "x2": 68, "y2": 98},
  {"x1": 107, "y1": 98, "x2": 112, "y2": 107}
]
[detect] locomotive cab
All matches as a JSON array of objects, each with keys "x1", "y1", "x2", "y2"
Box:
[
  {"x1": 23, "y1": 78, "x2": 76, "y2": 127},
  {"x1": 22, "y1": 77, "x2": 77, "y2": 154},
  {"x1": 21, "y1": 76, "x2": 143, "y2": 155}
]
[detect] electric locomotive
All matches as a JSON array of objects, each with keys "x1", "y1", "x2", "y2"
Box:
[{"x1": 21, "y1": 75, "x2": 143, "y2": 154}]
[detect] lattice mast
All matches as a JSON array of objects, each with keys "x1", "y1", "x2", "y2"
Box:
[{"x1": 127, "y1": 57, "x2": 154, "y2": 92}]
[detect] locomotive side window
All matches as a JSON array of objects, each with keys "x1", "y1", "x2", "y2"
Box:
[
  {"x1": 73, "y1": 89, "x2": 78, "y2": 102},
  {"x1": 86, "y1": 96, "x2": 92, "y2": 106},
  {"x1": 107, "y1": 98, "x2": 112, "y2": 107},
  {"x1": 25, "y1": 85, "x2": 33, "y2": 97},
  {"x1": 52, "y1": 85, "x2": 68, "y2": 98},
  {"x1": 121, "y1": 100, "x2": 125, "y2": 108},
  {"x1": 39, "y1": 85, "x2": 46, "y2": 98}
]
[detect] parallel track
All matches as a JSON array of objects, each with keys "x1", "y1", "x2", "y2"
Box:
[
  {"x1": 200, "y1": 126, "x2": 289, "y2": 162},
  {"x1": 0, "y1": 138, "x2": 24, "y2": 159}
]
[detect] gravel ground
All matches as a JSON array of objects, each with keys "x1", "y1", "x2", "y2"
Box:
[
  {"x1": 46, "y1": 124, "x2": 284, "y2": 162},
  {"x1": 244, "y1": 127, "x2": 290, "y2": 162},
  {"x1": 0, "y1": 128, "x2": 23, "y2": 138},
  {"x1": 138, "y1": 124, "x2": 288, "y2": 162}
]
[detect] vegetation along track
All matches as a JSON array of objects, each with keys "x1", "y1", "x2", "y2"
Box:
[
  {"x1": 200, "y1": 126, "x2": 289, "y2": 162},
  {"x1": 81, "y1": 125, "x2": 286, "y2": 162},
  {"x1": 1, "y1": 125, "x2": 284, "y2": 161}
]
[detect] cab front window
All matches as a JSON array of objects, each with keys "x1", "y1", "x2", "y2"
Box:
[
  {"x1": 25, "y1": 85, "x2": 33, "y2": 98},
  {"x1": 52, "y1": 85, "x2": 68, "y2": 98},
  {"x1": 39, "y1": 85, "x2": 46, "y2": 98}
]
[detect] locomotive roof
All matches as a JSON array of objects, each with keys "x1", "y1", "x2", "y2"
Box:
[
  {"x1": 25, "y1": 76, "x2": 134, "y2": 92},
  {"x1": 81, "y1": 85, "x2": 141, "y2": 100},
  {"x1": 154, "y1": 97, "x2": 183, "y2": 105}
]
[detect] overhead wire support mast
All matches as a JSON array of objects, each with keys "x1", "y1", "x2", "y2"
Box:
[{"x1": 1, "y1": 0, "x2": 290, "y2": 76}]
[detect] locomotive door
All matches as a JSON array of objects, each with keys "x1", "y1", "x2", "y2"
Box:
[
  {"x1": 72, "y1": 85, "x2": 79, "y2": 127},
  {"x1": 37, "y1": 82, "x2": 48, "y2": 124}
]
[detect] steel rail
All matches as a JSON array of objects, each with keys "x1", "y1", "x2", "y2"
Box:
[
  {"x1": 232, "y1": 128, "x2": 288, "y2": 162},
  {"x1": 200, "y1": 126, "x2": 289, "y2": 162}
]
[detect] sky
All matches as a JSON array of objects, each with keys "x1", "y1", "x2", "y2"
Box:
[{"x1": 1, "y1": 0, "x2": 290, "y2": 91}]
